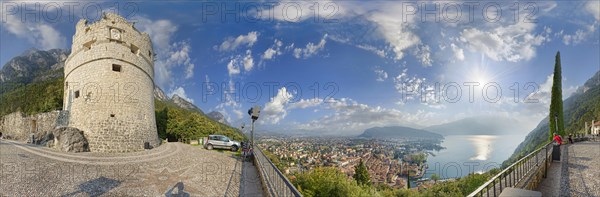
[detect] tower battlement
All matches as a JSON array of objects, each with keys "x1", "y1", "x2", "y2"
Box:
[{"x1": 66, "y1": 13, "x2": 154, "y2": 80}]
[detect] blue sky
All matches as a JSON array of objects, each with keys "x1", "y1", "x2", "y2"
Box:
[{"x1": 1, "y1": 1, "x2": 599, "y2": 136}]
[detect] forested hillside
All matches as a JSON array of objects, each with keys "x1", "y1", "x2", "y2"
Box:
[{"x1": 503, "y1": 71, "x2": 600, "y2": 167}]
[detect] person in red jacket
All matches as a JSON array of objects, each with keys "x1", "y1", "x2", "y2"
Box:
[{"x1": 553, "y1": 133, "x2": 562, "y2": 145}]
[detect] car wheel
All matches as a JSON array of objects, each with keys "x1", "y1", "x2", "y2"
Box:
[
  {"x1": 207, "y1": 144, "x2": 213, "y2": 150},
  {"x1": 231, "y1": 145, "x2": 238, "y2": 152}
]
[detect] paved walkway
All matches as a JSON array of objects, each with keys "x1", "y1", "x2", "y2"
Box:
[
  {"x1": 0, "y1": 139, "x2": 264, "y2": 196},
  {"x1": 537, "y1": 149, "x2": 562, "y2": 197},
  {"x1": 240, "y1": 160, "x2": 265, "y2": 197},
  {"x1": 537, "y1": 141, "x2": 600, "y2": 197}
]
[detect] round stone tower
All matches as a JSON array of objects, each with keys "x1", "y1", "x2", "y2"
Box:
[{"x1": 64, "y1": 13, "x2": 159, "y2": 152}]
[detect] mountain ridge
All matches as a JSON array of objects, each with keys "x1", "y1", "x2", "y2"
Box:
[
  {"x1": 359, "y1": 126, "x2": 443, "y2": 139},
  {"x1": 503, "y1": 70, "x2": 600, "y2": 167},
  {"x1": 425, "y1": 116, "x2": 529, "y2": 136}
]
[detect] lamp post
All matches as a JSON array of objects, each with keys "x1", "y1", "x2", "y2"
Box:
[
  {"x1": 554, "y1": 114, "x2": 559, "y2": 135},
  {"x1": 552, "y1": 113, "x2": 561, "y2": 161},
  {"x1": 248, "y1": 106, "x2": 260, "y2": 150}
]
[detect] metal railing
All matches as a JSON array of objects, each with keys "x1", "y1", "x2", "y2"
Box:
[
  {"x1": 253, "y1": 146, "x2": 303, "y2": 197},
  {"x1": 468, "y1": 141, "x2": 553, "y2": 197}
]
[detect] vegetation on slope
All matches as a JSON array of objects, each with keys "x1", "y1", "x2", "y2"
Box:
[
  {"x1": 291, "y1": 166, "x2": 499, "y2": 197},
  {"x1": 155, "y1": 99, "x2": 244, "y2": 142},
  {"x1": 0, "y1": 77, "x2": 64, "y2": 117}
]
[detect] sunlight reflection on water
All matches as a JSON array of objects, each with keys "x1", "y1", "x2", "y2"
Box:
[{"x1": 467, "y1": 135, "x2": 498, "y2": 161}]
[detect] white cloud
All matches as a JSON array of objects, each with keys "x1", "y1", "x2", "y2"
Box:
[
  {"x1": 0, "y1": 10, "x2": 66, "y2": 50},
  {"x1": 261, "y1": 39, "x2": 283, "y2": 60},
  {"x1": 374, "y1": 68, "x2": 388, "y2": 82},
  {"x1": 262, "y1": 87, "x2": 294, "y2": 124},
  {"x1": 242, "y1": 50, "x2": 254, "y2": 71},
  {"x1": 366, "y1": 3, "x2": 420, "y2": 60},
  {"x1": 563, "y1": 23, "x2": 597, "y2": 45},
  {"x1": 135, "y1": 18, "x2": 177, "y2": 53},
  {"x1": 524, "y1": 74, "x2": 579, "y2": 114},
  {"x1": 413, "y1": 44, "x2": 433, "y2": 67},
  {"x1": 134, "y1": 16, "x2": 196, "y2": 88},
  {"x1": 204, "y1": 74, "x2": 214, "y2": 92},
  {"x1": 293, "y1": 34, "x2": 328, "y2": 59},
  {"x1": 226, "y1": 50, "x2": 255, "y2": 75},
  {"x1": 586, "y1": 0, "x2": 600, "y2": 21},
  {"x1": 289, "y1": 98, "x2": 324, "y2": 109},
  {"x1": 450, "y1": 43, "x2": 465, "y2": 61},
  {"x1": 169, "y1": 86, "x2": 194, "y2": 103},
  {"x1": 356, "y1": 44, "x2": 386, "y2": 58},
  {"x1": 227, "y1": 58, "x2": 241, "y2": 76},
  {"x1": 394, "y1": 68, "x2": 425, "y2": 101},
  {"x1": 459, "y1": 21, "x2": 547, "y2": 62},
  {"x1": 165, "y1": 41, "x2": 195, "y2": 79},
  {"x1": 293, "y1": 98, "x2": 435, "y2": 135},
  {"x1": 216, "y1": 31, "x2": 259, "y2": 51},
  {"x1": 393, "y1": 68, "x2": 443, "y2": 108}
]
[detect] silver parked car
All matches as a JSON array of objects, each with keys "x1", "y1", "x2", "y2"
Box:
[{"x1": 205, "y1": 135, "x2": 240, "y2": 152}]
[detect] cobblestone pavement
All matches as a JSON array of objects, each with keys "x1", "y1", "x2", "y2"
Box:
[
  {"x1": 565, "y1": 142, "x2": 600, "y2": 197},
  {"x1": 537, "y1": 142, "x2": 600, "y2": 197},
  {"x1": 0, "y1": 140, "x2": 263, "y2": 196}
]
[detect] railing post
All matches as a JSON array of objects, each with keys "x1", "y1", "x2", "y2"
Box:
[
  {"x1": 544, "y1": 144, "x2": 548, "y2": 178},
  {"x1": 499, "y1": 174, "x2": 502, "y2": 192},
  {"x1": 493, "y1": 180, "x2": 496, "y2": 196}
]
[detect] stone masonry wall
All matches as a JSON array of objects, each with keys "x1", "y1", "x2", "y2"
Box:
[
  {"x1": 63, "y1": 13, "x2": 159, "y2": 153},
  {"x1": 0, "y1": 111, "x2": 60, "y2": 142}
]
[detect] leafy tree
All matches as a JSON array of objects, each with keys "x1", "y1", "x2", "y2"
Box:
[
  {"x1": 155, "y1": 99, "x2": 244, "y2": 143},
  {"x1": 293, "y1": 167, "x2": 378, "y2": 197},
  {"x1": 430, "y1": 173, "x2": 440, "y2": 183},
  {"x1": 353, "y1": 159, "x2": 371, "y2": 186},
  {"x1": 411, "y1": 153, "x2": 427, "y2": 165},
  {"x1": 549, "y1": 51, "x2": 565, "y2": 139},
  {"x1": 0, "y1": 77, "x2": 63, "y2": 116}
]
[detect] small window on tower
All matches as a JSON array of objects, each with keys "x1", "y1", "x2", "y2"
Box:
[
  {"x1": 110, "y1": 114, "x2": 115, "y2": 118},
  {"x1": 75, "y1": 90, "x2": 80, "y2": 98},
  {"x1": 83, "y1": 40, "x2": 95, "y2": 50},
  {"x1": 131, "y1": 44, "x2": 139, "y2": 55},
  {"x1": 112, "y1": 64, "x2": 122, "y2": 72}
]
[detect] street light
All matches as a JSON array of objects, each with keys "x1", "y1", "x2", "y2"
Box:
[
  {"x1": 248, "y1": 106, "x2": 260, "y2": 150},
  {"x1": 554, "y1": 114, "x2": 559, "y2": 135}
]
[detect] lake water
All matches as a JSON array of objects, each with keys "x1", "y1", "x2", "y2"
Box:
[{"x1": 422, "y1": 134, "x2": 526, "y2": 179}]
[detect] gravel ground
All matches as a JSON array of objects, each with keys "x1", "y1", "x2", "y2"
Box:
[
  {"x1": 537, "y1": 141, "x2": 600, "y2": 197},
  {"x1": 565, "y1": 142, "x2": 600, "y2": 197},
  {"x1": 0, "y1": 139, "x2": 259, "y2": 196}
]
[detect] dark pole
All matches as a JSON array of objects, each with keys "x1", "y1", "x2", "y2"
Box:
[
  {"x1": 251, "y1": 119, "x2": 255, "y2": 150},
  {"x1": 554, "y1": 114, "x2": 559, "y2": 135}
]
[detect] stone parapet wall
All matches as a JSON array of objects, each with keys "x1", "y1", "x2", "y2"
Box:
[{"x1": 0, "y1": 111, "x2": 60, "y2": 142}]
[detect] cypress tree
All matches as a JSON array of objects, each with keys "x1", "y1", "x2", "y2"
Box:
[
  {"x1": 549, "y1": 51, "x2": 565, "y2": 140},
  {"x1": 353, "y1": 159, "x2": 371, "y2": 186}
]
